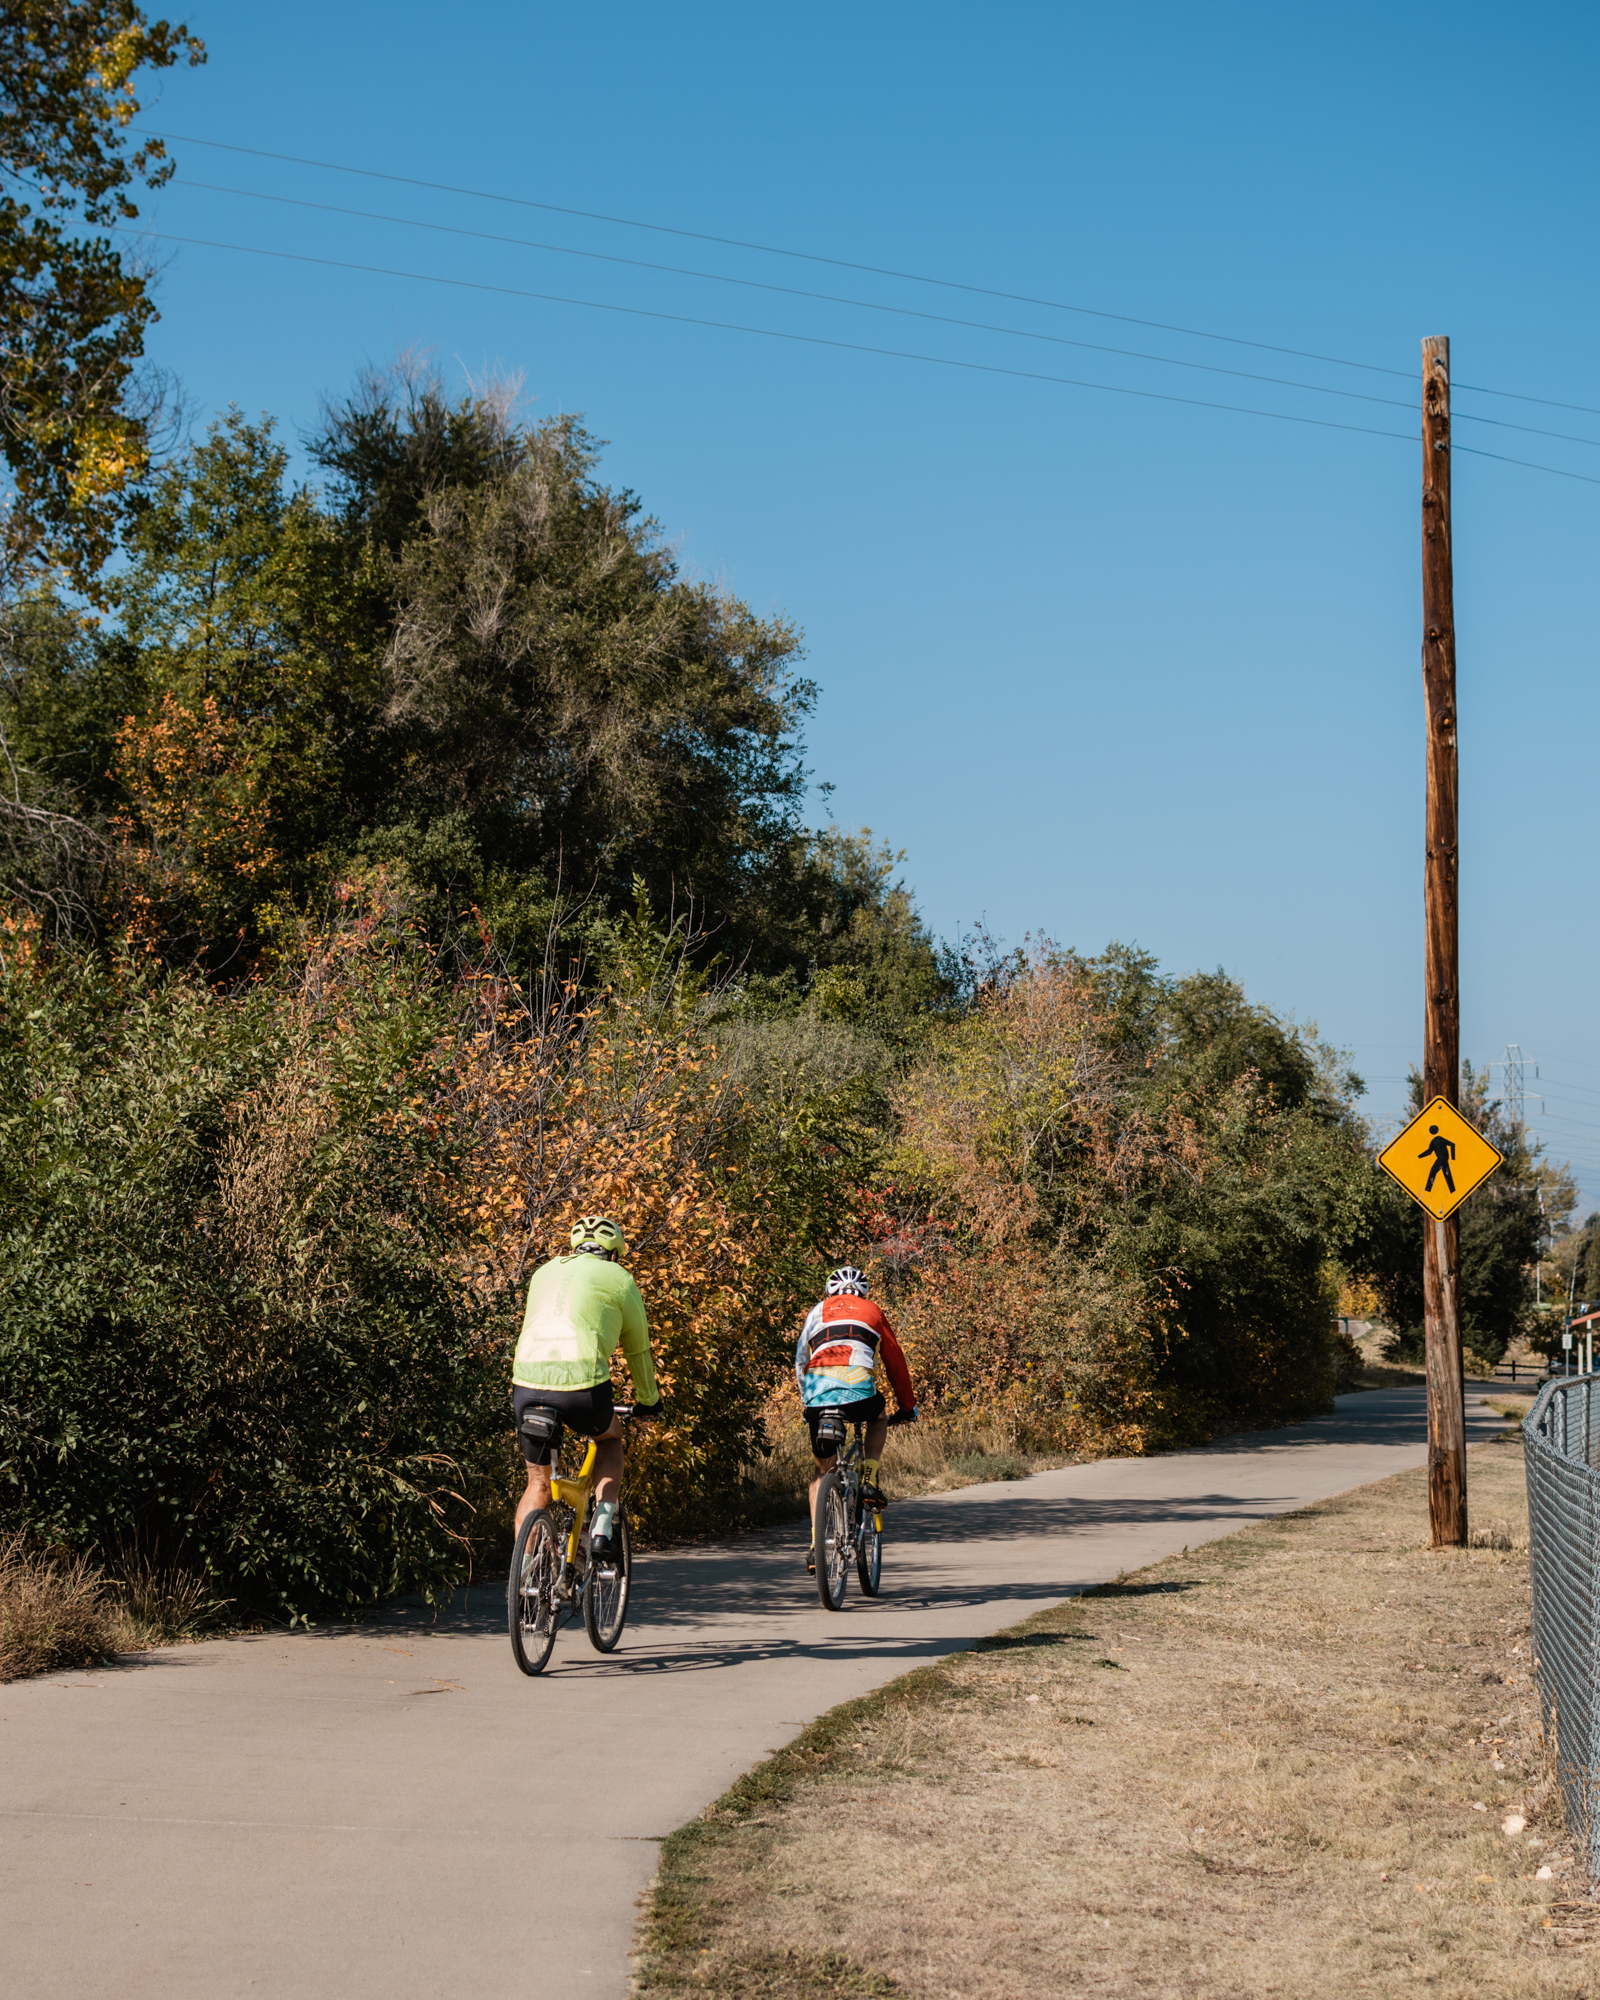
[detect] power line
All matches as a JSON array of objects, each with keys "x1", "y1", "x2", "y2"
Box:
[
  {"x1": 1529, "y1": 1083, "x2": 1600, "y2": 1108},
  {"x1": 165, "y1": 177, "x2": 1600, "y2": 454},
  {"x1": 125, "y1": 228, "x2": 1600, "y2": 487},
  {"x1": 130, "y1": 125, "x2": 1600, "y2": 423},
  {"x1": 1523, "y1": 1111, "x2": 1600, "y2": 1137},
  {"x1": 121, "y1": 227, "x2": 1423, "y2": 446},
  {"x1": 1454, "y1": 442, "x2": 1600, "y2": 486},
  {"x1": 168, "y1": 177, "x2": 1424, "y2": 418},
  {"x1": 130, "y1": 127, "x2": 1424, "y2": 385}
]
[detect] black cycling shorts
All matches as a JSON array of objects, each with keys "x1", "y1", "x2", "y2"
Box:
[
  {"x1": 512, "y1": 1382, "x2": 615, "y2": 1466},
  {"x1": 804, "y1": 1392, "x2": 886, "y2": 1459}
]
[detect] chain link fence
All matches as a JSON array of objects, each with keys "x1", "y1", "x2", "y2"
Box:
[{"x1": 1525, "y1": 1376, "x2": 1600, "y2": 1872}]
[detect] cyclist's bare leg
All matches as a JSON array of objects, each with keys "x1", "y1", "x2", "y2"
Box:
[
  {"x1": 590, "y1": 1418, "x2": 624, "y2": 1505},
  {"x1": 514, "y1": 1466, "x2": 550, "y2": 1534},
  {"x1": 513, "y1": 1416, "x2": 624, "y2": 1532},
  {"x1": 808, "y1": 1411, "x2": 888, "y2": 1541},
  {"x1": 808, "y1": 1453, "x2": 837, "y2": 1548}
]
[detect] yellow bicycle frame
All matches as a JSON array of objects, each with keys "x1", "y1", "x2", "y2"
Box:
[{"x1": 550, "y1": 1435, "x2": 601, "y2": 1567}]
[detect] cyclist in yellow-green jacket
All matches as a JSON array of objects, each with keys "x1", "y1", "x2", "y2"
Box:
[{"x1": 512, "y1": 1215, "x2": 663, "y2": 1566}]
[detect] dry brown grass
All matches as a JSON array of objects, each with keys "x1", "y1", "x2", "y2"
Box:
[
  {"x1": 636, "y1": 1433, "x2": 1585, "y2": 1998},
  {"x1": 102, "y1": 1550, "x2": 225, "y2": 1650},
  {"x1": 0, "y1": 1533, "x2": 113, "y2": 1679},
  {"x1": 738, "y1": 1406, "x2": 1078, "y2": 1530},
  {"x1": 1357, "y1": 1361, "x2": 1428, "y2": 1390},
  {"x1": 0, "y1": 1535, "x2": 227, "y2": 1680}
]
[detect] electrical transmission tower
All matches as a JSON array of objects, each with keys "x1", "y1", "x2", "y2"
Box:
[{"x1": 1498, "y1": 1043, "x2": 1540, "y2": 1132}]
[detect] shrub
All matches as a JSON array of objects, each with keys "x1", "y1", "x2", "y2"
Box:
[
  {"x1": 0, "y1": 899, "x2": 506, "y2": 1621},
  {"x1": 0, "y1": 1533, "x2": 112, "y2": 1679}
]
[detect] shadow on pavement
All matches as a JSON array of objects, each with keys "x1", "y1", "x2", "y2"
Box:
[
  {"x1": 257, "y1": 1384, "x2": 1503, "y2": 1655},
  {"x1": 1202, "y1": 1389, "x2": 1502, "y2": 1455}
]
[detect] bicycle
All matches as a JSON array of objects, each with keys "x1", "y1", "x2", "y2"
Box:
[
  {"x1": 507, "y1": 1401, "x2": 636, "y2": 1675},
  {"x1": 812, "y1": 1407, "x2": 914, "y2": 1612}
]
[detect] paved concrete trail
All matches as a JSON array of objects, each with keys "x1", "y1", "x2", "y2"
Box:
[{"x1": 4, "y1": 1386, "x2": 1511, "y2": 1997}]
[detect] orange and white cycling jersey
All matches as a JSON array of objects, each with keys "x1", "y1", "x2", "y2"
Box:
[{"x1": 795, "y1": 1295, "x2": 916, "y2": 1409}]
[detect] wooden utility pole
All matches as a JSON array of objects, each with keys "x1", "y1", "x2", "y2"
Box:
[{"x1": 1421, "y1": 334, "x2": 1467, "y2": 1548}]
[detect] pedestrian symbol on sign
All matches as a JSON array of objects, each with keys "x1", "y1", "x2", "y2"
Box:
[{"x1": 1420, "y1": 1125, "x2": 1456, "y2": 1195}]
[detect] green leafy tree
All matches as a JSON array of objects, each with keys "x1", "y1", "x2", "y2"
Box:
[
  {"x1": 5, "y1": 369, "x2": 959, "y2": 989},
  {"x1": 108, "y1": 407, "x2": 378, "y2": 953},
  {"x1": 0, "y1": 901, "x2": 508, "y2": 1618},
  {"x1": 0, "y1": 1, "x2": 205, "y2": 587},
  {"x1": 341, "y1": 401, "x2": 816, "y2": 951},
  {"x1": 1084, "y1": 954, "x2": 1371, "y2": 1432},
  {"x1": 0, "y1": 584, "x2": 133, "y2": 920},
  {"x1": 884, "y1": 947, "x2": 1370, "y2": 1450}
]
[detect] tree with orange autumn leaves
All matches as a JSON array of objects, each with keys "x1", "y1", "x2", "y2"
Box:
[
  {"x1": 870, "y1": 946, "x2": 1370, "y2": 1450},
  {"x1": 443, "y1": 941, "x2": 793, "y2": 1520},
  {"x1": 110, "y1": 689, "x2": 277, "y2": 954}
]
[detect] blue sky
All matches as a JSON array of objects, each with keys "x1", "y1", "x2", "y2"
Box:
[{"x1": 120, "y1": 2, "x2": 1600, "y2": 1206}]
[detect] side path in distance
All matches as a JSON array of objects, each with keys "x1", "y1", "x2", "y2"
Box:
[{"x1": 1, "y1": 1387, "x2": 1508, "y2": 2000}]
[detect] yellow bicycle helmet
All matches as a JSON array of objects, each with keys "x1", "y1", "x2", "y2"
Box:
[{"x1": 570, "y1": 1214, "x2": 627, "y2": 1259}]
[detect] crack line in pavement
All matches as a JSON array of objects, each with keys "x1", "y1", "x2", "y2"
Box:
[{"x1": 0, "y1": 1807, "x2": 503, "y2": 1836}]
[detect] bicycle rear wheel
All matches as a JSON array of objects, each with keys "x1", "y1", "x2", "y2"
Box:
[
  {"x1": 815, "y1": 1472, "x2": 850, "y2": 1611},
  {"x1": 856, "y1": 1502, "x2": 882, "y2": 1595},
  {"x1": 583, "y1": 1505, "x2": 632, "y2": 1652},
  {"x1": 508, "y1": 1509, "x2": 561, "y2": 1675}
]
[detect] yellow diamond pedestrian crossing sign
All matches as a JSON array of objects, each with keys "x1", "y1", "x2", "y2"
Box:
[{"x1": 1376, "y1": 1096, "x2": 1504, "y2": 1220}]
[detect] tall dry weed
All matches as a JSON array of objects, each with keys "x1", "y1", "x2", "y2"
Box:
[
  {"x1": 103, "y1": 1550, "x2": 224, "y2": 1649},
  {"x1": 0, "y1": 1534, "x2": 112, "y2": 1680}
]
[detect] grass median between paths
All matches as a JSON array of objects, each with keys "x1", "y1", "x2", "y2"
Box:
[{"x1": 633, "y1": 1427, "x2": 1586, "y2": 1999}]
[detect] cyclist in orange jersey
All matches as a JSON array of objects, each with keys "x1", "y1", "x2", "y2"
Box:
[{"x1": 795, "y1": 1265, "x2": 916, "y2": 1573}]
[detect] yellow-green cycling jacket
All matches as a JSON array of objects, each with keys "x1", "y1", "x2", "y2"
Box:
[{"x1": 512, "y1": 1253, "x2": 660, "y2": 1399}]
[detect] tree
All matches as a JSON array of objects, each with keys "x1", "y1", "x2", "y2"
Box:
[
  {"x1": 0, "y1": 897, "x2": 506, "y2": 1618},
  {"x1": 326, "y1": 382, "x2": 818, "y2": 953},
  {"x1": 42, "y1": 371, "x2": 830, "y2": 971},
  {"x1": 0, "y1": 2, "x2": 205, "y2": 587},
  {"x1": 108, "y1": 408, "x2": 375, "y2": 954},
  {"x1": 0, "y1": 584, "x2": 127, "y2": 922},
  {"x1": 1086, "y1": 957, "x2": 1371, "y2": 1430},
  {"x1": 882, "y1": 948, "x2": 1368, "y2": 1449}
]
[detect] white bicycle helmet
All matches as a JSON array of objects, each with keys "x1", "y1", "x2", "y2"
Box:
[{"x1": 825, "y1": 1265, "x2": 869, "y2": 1297}]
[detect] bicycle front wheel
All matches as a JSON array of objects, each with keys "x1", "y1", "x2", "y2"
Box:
[
  {"x1": 856, "y1": 1503, "x2": 883, "y2": 1595},
  {"x1": 508, "y1": 1508, "x2": 562, "y2": 1676},
  {"x1": 816, "y1": 1472, "x2": 850, "y2": 1611},
  {"x1": 583, "y1": 1506, "x2": 632, "y2": 1653}
]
